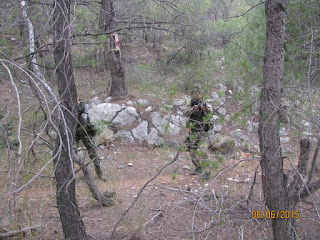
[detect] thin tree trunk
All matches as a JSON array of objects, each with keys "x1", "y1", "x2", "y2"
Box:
[
  {"x1": 258, "y1": 0, "x2": 297, "y2": 239},
  {"x1": 53, "y1": 0, "x2": 87, "y2": 239},
  {"x1": 308, "y1": 137, "x2": 320, "y2": 183},
  {"x1": 99, "y1": 0, "x2": 127, "y2": 97},
  {"x1": 20, "y1": 1, "x2": 54, "y2": 99}
]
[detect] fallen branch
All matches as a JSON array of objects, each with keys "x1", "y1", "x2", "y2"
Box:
[
  {"x1": 0, "y1": 224, "x2": 41, "y2": 239},
  {"x1": 166, "y1": 46, "x2": 185, "y2": 65},
  {"x1": 73, "y1": 153, "x2": 114, "y2": 207},
  {"x1": 110, "y1": 150, "x2": 180, "y2": 239}
]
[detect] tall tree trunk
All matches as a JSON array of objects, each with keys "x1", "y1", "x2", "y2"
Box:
[
  {"x1": 53, "y1": 0, "x2": 87, "y2": 239},
  {"x1": 258, "y1": 0, "x2": 296, "y2": 239},
  {"x1": 99, "y1": 0, "x2": 127, "y2": 97}
]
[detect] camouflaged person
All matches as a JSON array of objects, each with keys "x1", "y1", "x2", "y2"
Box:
[
  {"x1": 76, "y1": 98, "x2": 104, "y2": 180},
  {"x1": 184, "y1": 88, "x2": 213, "y2": 175}
]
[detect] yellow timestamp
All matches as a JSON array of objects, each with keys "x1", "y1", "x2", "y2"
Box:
[{"x1": 251, "y1": 210, "x2": 300, "y2": 219}]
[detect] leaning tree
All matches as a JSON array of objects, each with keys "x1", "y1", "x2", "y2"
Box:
[{"x1": 52, "y1": 0, "x2": 88, "y2": 238}]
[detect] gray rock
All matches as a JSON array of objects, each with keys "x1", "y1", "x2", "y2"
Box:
[
  {"x1": 96, "y1": 128, "x2": 115, "y2": 146},
  {"x1": 214, "y1": 124, "x2": 222, "y2": 132},
  {"x1": 279, "y1": 128, "x2": 288, "y2": 136},
  {"x1": 172, "y1": 99, "x2": 185, "y2": 106},
  {"x1": 226, "y1": 90, "x2": 233, "y2": 95},
  {"x1": 180, "y1": 105, "x2": 187, "y2": 111},
  {"x1": 145, "y1": 106, "x2": 153, "y2": 112},
  {"x1": 210, "y1": 92, "x2": 220, "y2": 101},
  {"x1": 113, "y1": 106, "x2": 139, "y2": 126},
  {"x1": 280, "y1": 137, "x2": 290, "y2": 144},
  {"x1": 115, "y1": 130, "x2": 135, "y2": 143},
  {"x1": 211, "y1": 115, "x2": 219, "y2": 121},
  {"x1": 150, "y1": 112, "x2": 181, "y2": 135},
  {"x1": 105, "y1": 97, "x2": 112, "y2": 103},
  {"x1": 89, "y1": 103, "x2": 122, "y2": 123},
  {"x1": 302, "y1": 131, "x2": 313, "y2": 136},
  {"x1": 132, "y1": 120, "x2": 148, "y2": 141},
  {"x1": 177, "y1": 110, "x2": 184, "y2": 116},
  {"x1": 218, "y1": 96, "x2": 226, "y2": 104},
  {"x1": 210, "y1": 135, "x2": 235, "y2": 154},
  {"x1": 208, "y1": 129, "x2": 215, "y2": 143},
  {"x1": 217, "y1": 84, "x2": 227, "y2": 93},
  {"x1": 178, "y1": 115, "x2": 188, "y2": 127},
  {"x1": 160, "y1": 105, "x2": 174, "y2": 113},
  {"x1": 249, "y1": 86, "x2": 260, "y2": 97},
  {"x1": 147, "y1": 128, "x2": 164, "y2": 146},
  {"x1": 230, "y1": 129, "x2": 250, "y2": 146},
  {"x1": 137, "y1": 99, "x2": 150, "y2": 106},
  {"x1": 302, "y1": 120, "x2": 311, "y2": 128},
  {"x1": 89, "y1": 97, "x2": 101, "y2": 107},
  {"x1": 224, "y1": 114, "x2": 231, "y2": 122},
  {"x1": 246, "y1": 121, "x2": 259, "y2": 132},
  {"x1": 217, "y1": 107, "x2": 227, "y2": 116},
  {"x1": 171, "y1": 115, "x2": 188, "y2": 127}
]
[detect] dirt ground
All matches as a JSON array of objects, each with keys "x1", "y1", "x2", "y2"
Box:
[
  {"x1": 0, "y1": 46, "x2": 319, "y2": 239},
  {"x1": 2, "y1": 137, "x2": 318, "y2": 240}
]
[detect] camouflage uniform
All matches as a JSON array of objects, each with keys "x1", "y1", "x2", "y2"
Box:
[
  {"x1": 184, "y1": 92, "x2": 212, "y2": 173},
  {"x1": 75, "y1": 101, "x2": 102, "y2": 178}
]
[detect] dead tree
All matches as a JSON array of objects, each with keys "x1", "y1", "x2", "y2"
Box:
[{"x1": 99, "y1": 0, "x2": 127, "y2": 97}]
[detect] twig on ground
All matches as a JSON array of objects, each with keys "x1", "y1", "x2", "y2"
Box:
[
  {"x1": 0, "y1": 224, "x2": 41, "y2": 239},
  {"x1": 110, "y1": 150, "x2": 180, "y2": 239}
]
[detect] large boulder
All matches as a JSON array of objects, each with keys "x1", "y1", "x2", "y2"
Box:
[
  {"x1": 89, "y1": 103, "x2": 122, "y2": 123},
  {"x1": 147, "y1": 128, "x2": 164, "y2": 146},
  {"x1": 115, "y1": 130, "x2": 135, "y2": 143},
  {"x1": 96, "y1": 128, "x2": 115, "y2": 146},
  {"x1": 89, "y1": 103, "x2": 139, "y2": 127},
  {"x1": 132, "y1": 120, "x2": 148, "y2": 141},
  {"x1": 150, "y1": 112, "x2": 180, "y2": 135},
  {"x1": 113, "y1": 106, "x2": 139, "y2": 126},
  {"x1": 171, "y1": 115, "x2": 188, "y2": 127}
]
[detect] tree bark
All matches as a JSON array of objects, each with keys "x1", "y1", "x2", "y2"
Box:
[
  {"x1": 258, "y1": 0, "x2": 297, "y2": 239},
  {"x1": 99, "y1": 0, "x2": 127, "y2": 97},
  {"x1": 53, "y1": 0, "x2": 87, "y2": 239},
  {"x1": 73, "y1": 154, "x2": 114, "y2": 207}
]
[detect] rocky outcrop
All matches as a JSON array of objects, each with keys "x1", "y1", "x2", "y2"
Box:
[{"x1": 88, "y1": 85, "x2": 237, "y2": 147}]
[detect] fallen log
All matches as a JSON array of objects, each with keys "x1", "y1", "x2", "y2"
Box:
[{"x1": 0, "y1": 224, "x2": 41, "y2": 239}]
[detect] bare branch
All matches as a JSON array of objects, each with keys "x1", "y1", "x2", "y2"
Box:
[
  {"x1": 0, "y1": 224, "x2": 41, "y2": 239},
  {"x1": 110, "y1": 150, "x2": 180, "y2": 239},
  {"x1": 308, "y1": 137, "x2": 320, "y2": 183}
]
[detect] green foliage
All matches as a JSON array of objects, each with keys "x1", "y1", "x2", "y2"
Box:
[
  {"x1": 94, "y1": 120, "x2": 111, "y2": 135},
  {"x1": 171, "y1": 172, "x2": 176, "y2": 180},
  {"x1": 285, "y1": 0, "x2": 320, "y2": 86},
  {"x1": 223, "y1": 1, "x2": 266, "y2": 87},
  {"x1": 168, "y1": 84, "x2": 178, "y2": 96},
  {"x1": 0, "y1": 37, "x2": 13, "y2": 57}
]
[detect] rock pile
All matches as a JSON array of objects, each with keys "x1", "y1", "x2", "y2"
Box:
[{"x1": 89, "y1": 87, "x2": 233, "y2": 147}]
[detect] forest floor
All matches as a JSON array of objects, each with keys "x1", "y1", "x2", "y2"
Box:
[
  {"x1": 1, "y1": 87, "x2": 317, "y2": 240},
  {"x1": 0, "y1": 41, "x2": 319, "y2": 239}
]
